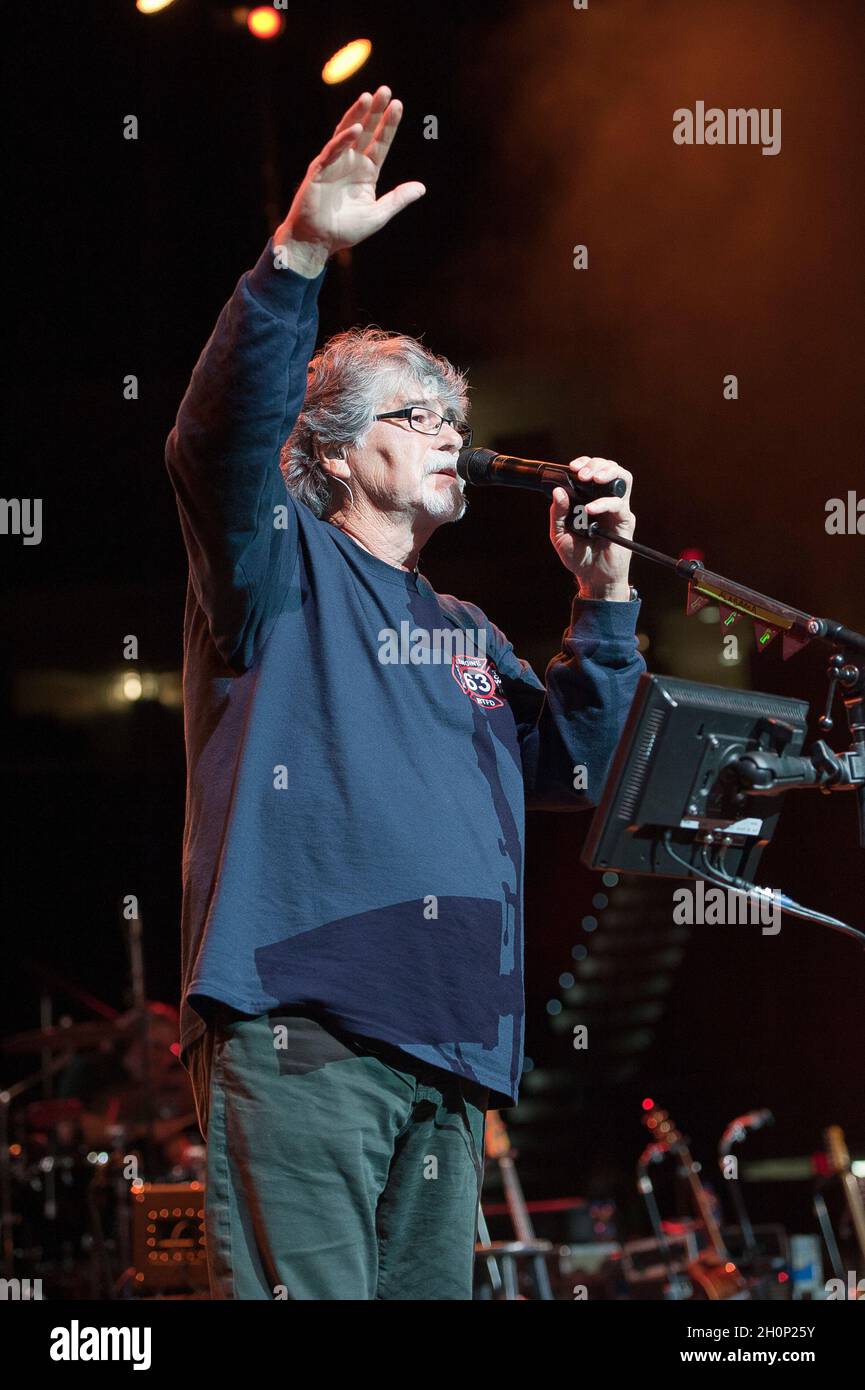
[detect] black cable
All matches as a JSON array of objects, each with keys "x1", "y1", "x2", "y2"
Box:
[
  {"x1": 663, "y1": 830, "x2": 865, "y2": 948},
  {"x1": 704, "y1": 838, "x2": 864, "y2": 941}
]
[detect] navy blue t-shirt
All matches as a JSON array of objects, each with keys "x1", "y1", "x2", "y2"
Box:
[{"x1": 166, "y1": 239, "x2": 645, "y2": 1106}]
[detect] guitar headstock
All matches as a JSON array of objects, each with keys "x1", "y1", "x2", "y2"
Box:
[
  {"x1": 825, "y1": 1124, "x2": 851, "y2": 1176},
  {"x1": 484, "y1": 1110, "x2": 513, "y2": 1160}
]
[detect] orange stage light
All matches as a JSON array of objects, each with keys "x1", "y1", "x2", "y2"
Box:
[
  {"x1": 322, "y1": 39, "x2": 372, "y2": 85},
  {"x1": 136, "y1": 0, "x2": 177, "y2": 13},
  {"x1": 247, "y1": 6, "x2": 283, "y2": 40}
]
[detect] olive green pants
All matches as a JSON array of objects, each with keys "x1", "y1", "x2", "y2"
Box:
[{"x1": 187, "y1": 1007, "x2": 489, "y2": 1300}]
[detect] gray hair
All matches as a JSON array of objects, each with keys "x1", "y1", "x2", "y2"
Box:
[{"x1": 279, "y1": 326, "x2": 470, "y2": 518}]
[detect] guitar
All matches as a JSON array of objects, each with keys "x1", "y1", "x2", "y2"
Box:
[
  {"x1": 642, "y1": 1106, "x2": 751, "y2": 1300},
  {"x1": 825, "y1": 1124, "x2": 865, "y2": 1288},
  {"x1": 484, "y1": 1110, "x2": 555, "y2": 1300}
]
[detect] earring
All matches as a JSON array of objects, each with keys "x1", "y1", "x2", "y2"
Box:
[{"x1": 331, "y1": 473, "x2": 355, "y2": 511}]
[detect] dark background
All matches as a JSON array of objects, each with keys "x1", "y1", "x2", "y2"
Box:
[{"x1": 3, "y1": 0, "x2": 864, "y2": 1242}]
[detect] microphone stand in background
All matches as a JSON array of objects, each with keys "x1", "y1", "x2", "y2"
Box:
[
  {"x1": 718, "y1": 1109, "x2": 775, "y2": 1296},
  {"x1": 636, "y1": 1143, "x2": 691, "y2": 1301}
]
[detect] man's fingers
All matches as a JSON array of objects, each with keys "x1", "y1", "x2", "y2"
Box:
[
  {"x1": 367, "y1": 181, "x2": 426, "y2": 230},
  {"x1": 585, "y1": 496, "x2": 629, "y2": 520},
  {"x1": 332, "y1": 90, "x2": 375, "y2": 137},
  {"x1": 549, "y1": 486, "x2": 572, "y2": 537},
  {"x1": 568, "y1": 456, "x2": 633, "y2": 497},
  {"x1": 319, "y1": 90, "x2": 403, "y2": 174},
  {"x1": 354, "y1": 87, "x2": 395, "y2": 156},
  {"x1": 580, "y1": 466, "x2": 618, "y2": 482},
  {"x1": 359, "y1": 98, "x2": 403, "y2": 168},
  {"x1": 316, "y1": 123, "x2": 363, "y2": 170}
]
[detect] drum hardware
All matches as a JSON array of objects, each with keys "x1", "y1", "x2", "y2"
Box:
[{"x1": 3, "y1": 967, "x2": 198, "y2": 1298}]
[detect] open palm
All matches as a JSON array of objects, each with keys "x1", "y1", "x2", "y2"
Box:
[{"x1": 279, "y1": 86, "x2": 425, "y2": 256}]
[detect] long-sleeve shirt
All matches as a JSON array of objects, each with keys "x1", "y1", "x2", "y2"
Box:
[{"x1": 165, "y1": 238, "x2": 646, "y2": 1107}]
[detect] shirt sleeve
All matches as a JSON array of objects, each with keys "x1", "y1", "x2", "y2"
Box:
[
  {"x1": 164, "y1": 238, "x2": 326, "y2": 670},
  {"x1": 478, "y1": 593, "x2": 647, "y2": 810}
]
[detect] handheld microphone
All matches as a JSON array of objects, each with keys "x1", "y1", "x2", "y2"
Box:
[{"x1": 456, "y1": 447, "x2": 627, "y2": 506}]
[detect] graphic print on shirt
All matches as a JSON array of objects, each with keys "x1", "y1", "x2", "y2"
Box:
[{"x1": 451, "y1": 654, "x2": 505, "y2": 710}]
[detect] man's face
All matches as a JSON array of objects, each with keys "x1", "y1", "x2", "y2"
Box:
[{"x1": 348, "y1": 387, "x2": 468, "y2": 526}]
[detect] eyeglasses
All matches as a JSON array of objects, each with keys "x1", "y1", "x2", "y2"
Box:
[{"x1": 374, "y1": 406, "x2": 473, "y2": 449}]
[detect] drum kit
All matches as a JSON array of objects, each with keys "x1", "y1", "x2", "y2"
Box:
[{"x1": 1, "y1": 977, "x2": 205, "y2": 1300}]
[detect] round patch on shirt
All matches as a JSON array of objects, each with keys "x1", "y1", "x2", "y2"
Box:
[{"x1": 451, "y1": 655, "x2": 506, "y2": 709}]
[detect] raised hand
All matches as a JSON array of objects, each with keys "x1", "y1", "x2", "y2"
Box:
[{"x1": 274, "y1": 86, "x2": 425, "y2": 276}]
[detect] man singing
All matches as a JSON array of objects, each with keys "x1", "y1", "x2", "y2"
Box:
[{"x1": 166, "y1": 86, "x2": 645, "y2": 1300}]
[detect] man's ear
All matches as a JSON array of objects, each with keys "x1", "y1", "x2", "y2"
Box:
[{"x1": 316, "y1": 442, "x2": 351, "y2": 482}]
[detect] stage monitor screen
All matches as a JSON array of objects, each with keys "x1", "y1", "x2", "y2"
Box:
[{"x1": 581, "y1": 673, "x2": 810, "y2": 884}]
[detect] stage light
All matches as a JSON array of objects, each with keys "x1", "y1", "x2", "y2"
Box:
[
  {"x1": 247, "y1": 6, "x2": 283, "y2": 40},
  {"x1": 136, "y1": 0, "x2": 177, "y2": 13},
  {"x1": 641, "y1": 1097, "x2": 655, "y2": 1111},
  {"x1": 122, "y1": 673, "x2": 143, "y2": 702},
  {"x1": 322, "y1": 39, "x2": 372, "y2": 85}
]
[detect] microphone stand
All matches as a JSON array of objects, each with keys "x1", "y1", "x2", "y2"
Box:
[
  {"x1": 636, "y1": 1143, "x2": 691, "y2": 1300},
  {"x1": 458, "y1": 440, "x2": 865, "y2": 936},
  {"x1": 722, "y1": 1154, "x2": 758, "y2": 1261},
  {"x1": 718, "y1": 1113, "x2": 774, "y2": 1298},
  {"x1": 581, "y1": 519, "x2": 865, "y2": 847},
  {"x1": 457, "y1": 450, "x2": 865, "y2": 837}
]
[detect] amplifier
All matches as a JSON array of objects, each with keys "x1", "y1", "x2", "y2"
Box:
[{"x1": 130, "y1": 1182, "x2": 208, "y2": 1292}]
